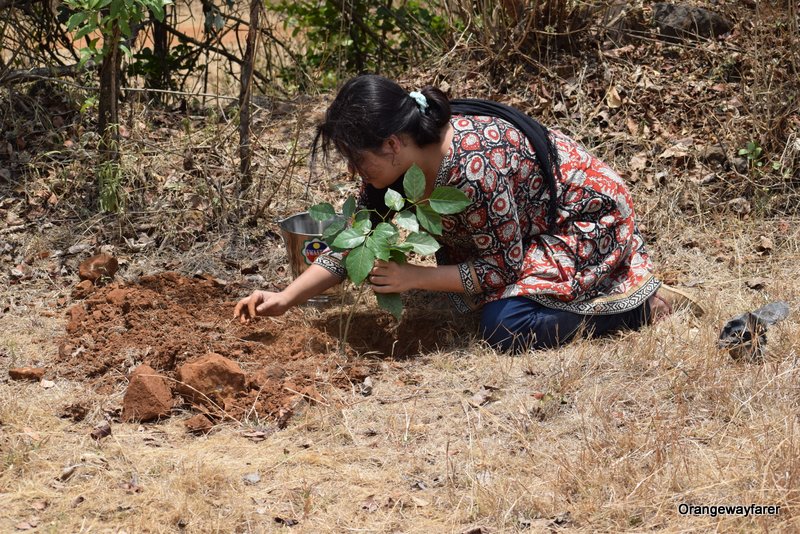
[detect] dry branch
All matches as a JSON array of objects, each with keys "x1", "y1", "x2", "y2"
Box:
[
  {"x1": 0, "y1": 63, "x2": 92, "y2": 85},
  {"x1": 161, "y1": 23, "x2": 271, "y2": 86}
]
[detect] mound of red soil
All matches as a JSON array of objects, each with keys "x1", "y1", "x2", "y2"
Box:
[{"x1": 57, "y1": 272, "x2": 371, "y2": 421}]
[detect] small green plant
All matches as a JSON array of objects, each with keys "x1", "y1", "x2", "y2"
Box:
[
  {"x1": 739, "y1": 141, "x2": 764, "y2": 169},
  {"x1": 309, "y1": 164, "x2": 470, "y2": 319},
  {"x1": 98, "y1": 159, "x2": 124, "y2": 212}
]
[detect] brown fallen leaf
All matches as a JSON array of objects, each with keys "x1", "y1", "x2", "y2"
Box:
[
  {"x1": 30, "y1": 501, "x2": 48, "y2": 511},
  {"x1": 606, "y1": 86, "x2": 623, "y2": 108},
  {"x1": 361, "y1": 495, "x2": 379, "y2": 513},
  {"x1": 746, "y1": 278, "x2": 769, "y2": 290},
  {"x1": 274, "y1": 516, "x2": 299, "y2": 527},
  {"x1": 241, "y1": 428, "x2": 275, "y2": 442},
  {"x1": 629, "y1": 153, "x2": 648, "y2": 171},
  {"x1": 756, "y1": 235, "x2": 774, "y2": 254},
  {"x1": 90, "y1": 421, "x2": 112, "y2": 440},
  {"x1": 58, "y1": 464, "x2": 80, "y2": 482},
  {"x1": 468, "y1": 385, "x2": 498, "y2": 407}
]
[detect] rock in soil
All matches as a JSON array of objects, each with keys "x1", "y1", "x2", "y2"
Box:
[
  {"x1": 78, "y1": 253, "x2": 119, "y2": 282},
  {"x1": 176, "y1": 353, "x2": 246, "y2": 406},
  {"x1": 184, "y1": 414, "x2": 214, "y2": 434},
  {"x1": 9, "y1": 367, "x2": 45, "y2": 381},
  {"x1": 122, "y1": 364, "x2": 174, "y2": 422},
  {"x1": 71, "y1": 279, "x2": 95, "y2": 300}
]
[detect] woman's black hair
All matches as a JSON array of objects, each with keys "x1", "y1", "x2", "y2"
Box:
[{"x1": 311, "y1": 74, "x2": 451, "y2": 168}]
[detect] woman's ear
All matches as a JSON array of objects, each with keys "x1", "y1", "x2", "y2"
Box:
[{"x1": 385, "y1": 134, "x2": 406, "y2": 155}]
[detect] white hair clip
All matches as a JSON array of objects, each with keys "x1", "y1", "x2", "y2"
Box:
[{"x1": 409, "y1": 91, "x2": 429, "y2": 113}]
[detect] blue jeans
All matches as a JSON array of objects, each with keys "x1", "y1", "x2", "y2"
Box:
[{"x1": 480, "y1": 297, "x2": 651, "y2": 353}]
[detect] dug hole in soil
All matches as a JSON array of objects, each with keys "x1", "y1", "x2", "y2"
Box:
[{"x1": 57, "y1": 269, "x2": 462, "y2": 428}]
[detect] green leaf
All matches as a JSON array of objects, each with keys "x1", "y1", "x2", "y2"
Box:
[
  {"x1": 415, "y1": 204, "x2": 442, "y2": 235},
  {"x1": 384, "y1": 188, "x2": 404, "y2": 211},
  {"x1": 342, "y1": 196, "x2": 356, "y2": 218},
  {"x1": 394, "y1": 210, "x2": 419, "y2": 233},
  {"x1": 308, "y1": 202, "x2": 336, "y2": 221},
  {"x1": 376, "y1": 292, "x2": 403, "y2": 320},
  {"x1": 354, "y1": 210, "x2": 371, "y2": 224},
  {"x1": 403, "y1": 164, "x2": 426, "y2": 202},
  {"x1": 389, "y1": 249, "x2": 407, "y2": 264},
  {"x1": 365, "y1": 235, "x2": 390, "y2": 261},
  {"x1": 405, "y1": 232, "x2": 440, "y2": 256},
  {"x1": 372, "y1": 222, "x2": 398, "y2": 244},
  {"x1": 331, "y1": 228, "x2": 366, "y2": 250},
  {"x1": 353, "y1": 216, "x2": 373, "y2": 235},
  {"x1": 321, "y1": 218, "x2": 347, "y2": 242},
  {"x1": 428, "y1": 186, "x2": 471, "y2": 214},
  {"x1": 346, "y1": 244, "x2": 375, "y2": 285},
  {"x1": 67, "y1": 12, "x2": 88, "y2": 31},
  {"x1": 74, "y1": 23, "x2": 96, "y2": 41}
]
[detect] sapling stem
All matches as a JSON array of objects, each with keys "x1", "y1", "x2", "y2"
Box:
[{"x1": 339, "y1": 282, "x2": 368, "y2": 357}]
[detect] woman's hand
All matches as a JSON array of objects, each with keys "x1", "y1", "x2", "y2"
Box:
[
  {"x1": 368, "y1": 260, "x2": 419, "y2": 293},
  {"x1": 233, "y1": 290, "x2": 291, "y2": 323}
]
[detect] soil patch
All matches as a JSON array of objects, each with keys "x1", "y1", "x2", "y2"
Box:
[{"x1": 57, "y1": 272, "x2": 372, "y2": 421}]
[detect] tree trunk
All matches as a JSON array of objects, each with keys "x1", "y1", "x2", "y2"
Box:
[
  {"x1": 98, "y1": 22, "x2": 122, "y2": 163},
  {"x1": 151, "y1": 10, "x2": 170, "y2": 93},
  {"x1": 238, "y1": 0, "x2": 260, "y2": 195}
]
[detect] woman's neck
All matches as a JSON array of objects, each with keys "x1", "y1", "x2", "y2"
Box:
[{"x1": 417, "y1": 123, "x2": 453, "y2": 195}]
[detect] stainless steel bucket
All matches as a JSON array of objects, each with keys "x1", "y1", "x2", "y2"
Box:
[{"x1": 278, "y1": 212, "x2": 341, "y2": 302}]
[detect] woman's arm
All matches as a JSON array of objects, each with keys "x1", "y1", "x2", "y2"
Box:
[
  {"x1": 234, "y1": 264, "x2": 341, "y2": 323},
  {"x1": 369, "y1": 261, "x2": 465, "y2": 293}
]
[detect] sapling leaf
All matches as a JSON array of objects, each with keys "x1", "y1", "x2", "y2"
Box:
[
  {"x1": 376, "y1": 292, "x2": 403, "y2": 320},
  {"x1": 395, "y1": 210, "x2": 419, "y2": 233},
  {"x1": 384, "y1": 189, "x2": 405, "y2": 211},
  {"x1": 354, "y1": 210, "x2": 371, "y2": 223},
  {"x1": 342, "y1": 196, "x2": 357, "y2": 219},
  {"x1": 309, "y1": 202, "x2": 336, "y2": 221},
  {"x1": 404, "y1": 164, "x2": 426, "y2": 202},
  {"x1": 321, "y1": 218, "x2": 347, "y2": 242},
  {"x1": 429, "y1": 186, "x2": 471, "y2": 214},
  {"x1": 389, "y1": 249, "x2": 408, "y2": 263},
  {"x1": 365, "y1": 235, "x2": 390, "y2": 261},
  {"x1": 353, "y1": 217, "x2": 373, "y2": 235},
  {"x1": 405, "y1": 232, "x2": 440, "y2": 255},
  {"x1": 391, "y1": 243, "x2": 415, "y2": 254},
  {"x1": 331, "y1": 228, "x2": 366, "y2": 250},
  {"x1": 346, "y1": 244, "x2": 375, "y2": 285},
  {"x1": 415, "y1": 204, "x2": 443, "y2": 235},
  {"x1": 372, "y1": 222, "x2": 399, "y2": 244}
]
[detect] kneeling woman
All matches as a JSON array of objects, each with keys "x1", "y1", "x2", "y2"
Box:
[{"x1": 234, "y1": 74, "x2": 698, "y2": 352}]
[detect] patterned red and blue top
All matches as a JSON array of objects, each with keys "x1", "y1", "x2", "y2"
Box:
[{"x1": 315, "y1": 115, "x2": 659, "y2": 315}]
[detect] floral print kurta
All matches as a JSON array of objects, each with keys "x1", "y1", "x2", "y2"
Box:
[{"x1": 315, "y1": 115, "x2": 659, "y2": 315}]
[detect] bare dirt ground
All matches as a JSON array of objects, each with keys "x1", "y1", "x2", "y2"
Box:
[{"x1": 2, "y1": 1, "x2": 800, "y2": 532}]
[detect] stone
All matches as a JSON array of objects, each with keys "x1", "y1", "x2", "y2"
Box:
[
  {"x1": 184, "y1": 414, "x2": 214, "y2": 434},
  {"x1": 176, "y1": 353, "x2": 246, "y2": 405},
  {"x1": 71, "y1": 279, "x2": 95, "y2": 300},
  {"x1": 653, "y1": 3, "x2": 734, "y2": 42},
  {"x1": 122, "y1": 364, "x2": 173, "y2": 422},
  {"x1": 78, "y1": 253, "x2": 119, "y2": 282},
  {"x1": 9, "y1": 367, "x2": 45, "y2": 381},
  {"x1": 65, "y1": 305, "x2": 86, "y2": 334}
]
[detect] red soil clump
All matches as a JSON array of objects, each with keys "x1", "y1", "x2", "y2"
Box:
[{"x1": 57, "y1": 272, "x2": 372, "y2": 422}]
